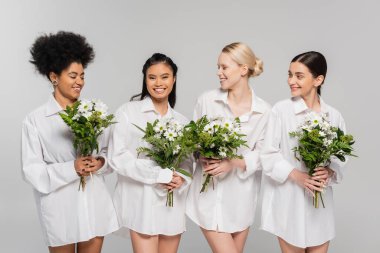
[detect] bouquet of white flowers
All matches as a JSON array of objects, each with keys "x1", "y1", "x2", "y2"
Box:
[
  {"x1": 59, "y1": 99, "x2": 115, "y2": 191},
  {"x1": 191, "y1": 116, "x2": 248, "y2": 193},
  {"x1": 289, "y1": 112, "x2": 356, "y2": 208},
  {"x1": 134, "y1": 118, "x2": 194, "y2": 207}
]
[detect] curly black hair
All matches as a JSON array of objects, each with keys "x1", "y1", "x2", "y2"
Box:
[{"x1": 30, "y1": 31, "x2": 95, "y2": 80}]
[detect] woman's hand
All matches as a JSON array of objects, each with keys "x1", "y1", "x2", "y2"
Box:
[
  {"x1": 289, "y1": 169, "x2": 325, "y2": 196},
  {"x1": 202, "y1": 158, "x2": 240, "y2": 176},
  {"x1": 74, "y1": 156, "x2": 105, "y2": 176},
  {"x1": 312, "y1": 167, "x2": 334, "y2": 185},
  {"x1": 160, "y1": 172, "x2": 185, "y2": 191}
]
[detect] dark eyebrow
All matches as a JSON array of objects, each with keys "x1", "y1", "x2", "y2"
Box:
[
  {"x1": 295, "y1": 72, "x2": 305, "y2": 75},
  {"x1": 160, "y1": 73, "x2": 170, "y2": 76},
  {"x1": 68, "y1": 71, "x2": 85, "y2": 76}
]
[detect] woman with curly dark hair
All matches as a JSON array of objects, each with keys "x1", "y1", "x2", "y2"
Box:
[{"x1": 22, "y1": 31, "x2": 119, "y2": 253}]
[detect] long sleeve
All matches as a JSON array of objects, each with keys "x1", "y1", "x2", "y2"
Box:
[
  {"x1": 260, "y1": 110, "x2": 294, "y2": 183},
  {"x1": 153, "y1": 157, "x2": 194, "y2": 197},
  {"x1": 21, "y1": 119, "x2": 78, "y2": 194},
  {"x1": 94, "y1": 128, "x2": 113, "y2": 176},
  {"x1": 108, "y1": 109, "x2": 172, "y2": 184},
  {"x1": 237, "y1": 128, "x2": 265, "y2": 180}
]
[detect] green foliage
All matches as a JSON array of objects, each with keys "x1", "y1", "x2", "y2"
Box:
[
  {"x1": 59, "y1": 100, "x2": 116, "y2": 156},
  {"x1": 135, "y1": 118, "x2": 196, "y2": 206},
  {"x1": 188, "y1": 116, "x2": 248, "y2": 192}
]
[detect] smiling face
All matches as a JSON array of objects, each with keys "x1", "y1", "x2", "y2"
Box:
[
  {"x1": 217, "y1": 52, "x2": 248, "y2": 90},
  {"x1": 146, "y1": 62, "x2": 175, "y2": 103},
  {"x1": 288, "y1": 61, "x2": 324, "y2": 99},
  {"x1": 50, "y1": 62, "x2": 85, "y2": 106}
]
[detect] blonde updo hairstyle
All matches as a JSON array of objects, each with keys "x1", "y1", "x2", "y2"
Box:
[{"x1": 222, "y1": 42, "x2": 263, "y2": 77}]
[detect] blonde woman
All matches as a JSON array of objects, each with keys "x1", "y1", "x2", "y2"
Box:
[{"x1": 186, "y1": 42, "x2": 271, "y2": 253}]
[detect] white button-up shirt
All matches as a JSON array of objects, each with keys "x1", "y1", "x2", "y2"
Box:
[
  {"x1": 21, "y1": 95, "x2": 119, "y2": 247},
  {"x1": 186, "y1": 88, "x2": 271, "y2": 233},
  {"x1": 108, "y1": 97, "x2": 192, "y2": 236},
  {"x1": 260, "y1": 96, "x2": 347, "y2": 248}
]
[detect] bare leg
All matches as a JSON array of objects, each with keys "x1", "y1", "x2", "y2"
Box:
[
  {"x1": 306, "y1": 241, "x2": 329, "y2": 253},
  {"x1": 48, "y1": 244, "x2": 75, "y2": 253},
  {"x1": 158, "y1": 234, "x2": 182, "y2": 253},
  {"x1": 130, "y1": 230, "x2": 159, "y2": 253},
  {"x1": 278, "y1": 237, "x2": 305, "y2": 253},
  {"x1": 232, "y1": 228, "x2": 250, "y2": 253},
  {"x1": 77, "y1": 236, "x2": 104, "y2": 253},
  {"x1": 201, "y1": 228, "x2": 238, "y2": 253}
]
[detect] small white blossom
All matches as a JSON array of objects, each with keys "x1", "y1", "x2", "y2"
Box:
[{"x1": 78, "y1": 100, "x2": 92, "y2": 114}]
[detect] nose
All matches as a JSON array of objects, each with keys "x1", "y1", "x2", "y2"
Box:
[
  {"x1": 288, "y1": 76, "x2": 296, "y2": 86},
  {"x1": 76, "y1": 76, "x2": 84, "y2": 86},
  {"x1": 217, "y1": 67, "x2": 222, "y2": 77}
]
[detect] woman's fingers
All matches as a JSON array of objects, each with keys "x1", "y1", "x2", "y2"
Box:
[
  {"x1": 203, "y1": 162, "x2": 219, "y2": 172},
  {"x1": 304, "y1": 179, "x2": 325, "y2": 192}
]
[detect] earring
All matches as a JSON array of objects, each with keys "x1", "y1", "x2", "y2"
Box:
[{"x1": 52, "y1": 80, "x2": 58, "y2": 86}]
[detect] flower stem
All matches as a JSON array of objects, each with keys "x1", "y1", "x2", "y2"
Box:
[{"x1": 200, "y1": 174, "x2": 212, "y2": 193}]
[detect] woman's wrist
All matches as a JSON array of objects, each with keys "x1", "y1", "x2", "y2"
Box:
[{"x1": 230, "y1": 158, "x2": 246, "y2": 171}]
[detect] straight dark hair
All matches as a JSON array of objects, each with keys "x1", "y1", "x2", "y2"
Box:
[
  {"x1": 291, "y1": 51, "x2": 327, "y2": 96},
  {"x1": 131, "y1": 53, "x2": 177, "y2": 108}
]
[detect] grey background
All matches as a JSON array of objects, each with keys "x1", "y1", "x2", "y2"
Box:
[{"x1": 0, "y1": 0, "x2": 378, "y2": 252}]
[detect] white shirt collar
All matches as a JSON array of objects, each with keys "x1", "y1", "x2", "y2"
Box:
[
  {"x1": 214, "y1": 87, "x2": 267, "y2": 114},
  {"x1": 292, "y1": 96, "x2": 329, "y2": 115},
  {"x1": 45, "y1": 94, "x2": 64, "y2": 117},
  {"x1": 140, "y1": 96, "x2": 174, "y2": 118}
]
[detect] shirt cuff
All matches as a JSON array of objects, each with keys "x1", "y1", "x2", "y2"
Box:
[
  {"x1": 271, "y1": 159, "x2": 294, "y2": 183},
  {"x1": 237, "y1": 152, "x2": 260, "y2": 180},
  {"x1": 94, "y1": 155, "x2": 109, "y2": 175},
  {"x1": 155, "y1": 167, "x2": 173, "y2": 184}
]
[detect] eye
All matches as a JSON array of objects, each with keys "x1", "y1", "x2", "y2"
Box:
[
  {"x1": 148, "y1": 76, "x2": 156, "y2": 80},
  {"x1": 296, "y1": 75, "x2": 304, "y2": 80}
]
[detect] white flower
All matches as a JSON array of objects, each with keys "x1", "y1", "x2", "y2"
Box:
[
  {"x1": 323, "y1": 139, "x2": 333, "y2": 147},
  {"x1": 210, "y1": 143, "x2": 215, "y2": 148},
  {"x1": 218, "y1": 151, "x2": 227, "y2": 158},
  {"x1": 78, "y1": 100, "x2": 92, "y2": 114},
  {"x1": 222, "y1": 119, "x2": 233, "y2": 131},
  {"x1": 93, "y1": 99, "x2": 108, "y2": 119},
  {"x1": 218, "y1": 147, "x2": 228, "y2": 158},
  {"x1": 319, "y1": 131, "x2": 326, "y2": 137},
  {"x1": 82, "y1": 111, "x2": 92, "y2": 119},
  {"x1": 173, "y1": 145, "x2": 181, "y2": 155},
  {"x1": 154, "y1": 122, "x2": 165, "y2": 134},
  {"x1": 164, "y1": 129, "x2": 177, "y2": 142},
  {"x1": 204, "y1": 124, "x2": 213, "y2": 134}
]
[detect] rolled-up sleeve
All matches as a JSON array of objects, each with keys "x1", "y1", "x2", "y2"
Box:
[
  {"x1": 22, "y1": 119, "x2": 78, "y2": 194},
  {"x1": 260, "y1": 110, "x2": 294, "y2": 183},
  {"x1": 108, "y1": 109, "x2": 172, "y2": 185}
]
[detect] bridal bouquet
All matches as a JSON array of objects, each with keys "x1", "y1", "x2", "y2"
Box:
[
  {"x1": 134, "y1": 118, "x2": 194, "y2": 207},
  {"x1": 289, "y1": 112, "x2": 356, "y2": 208},
  {"x1": 191, "y1": 116, "x2": 247, "y2": 193},
  {"x1": 59, "y1": 99, "x2": 115, "y2": 191}
]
